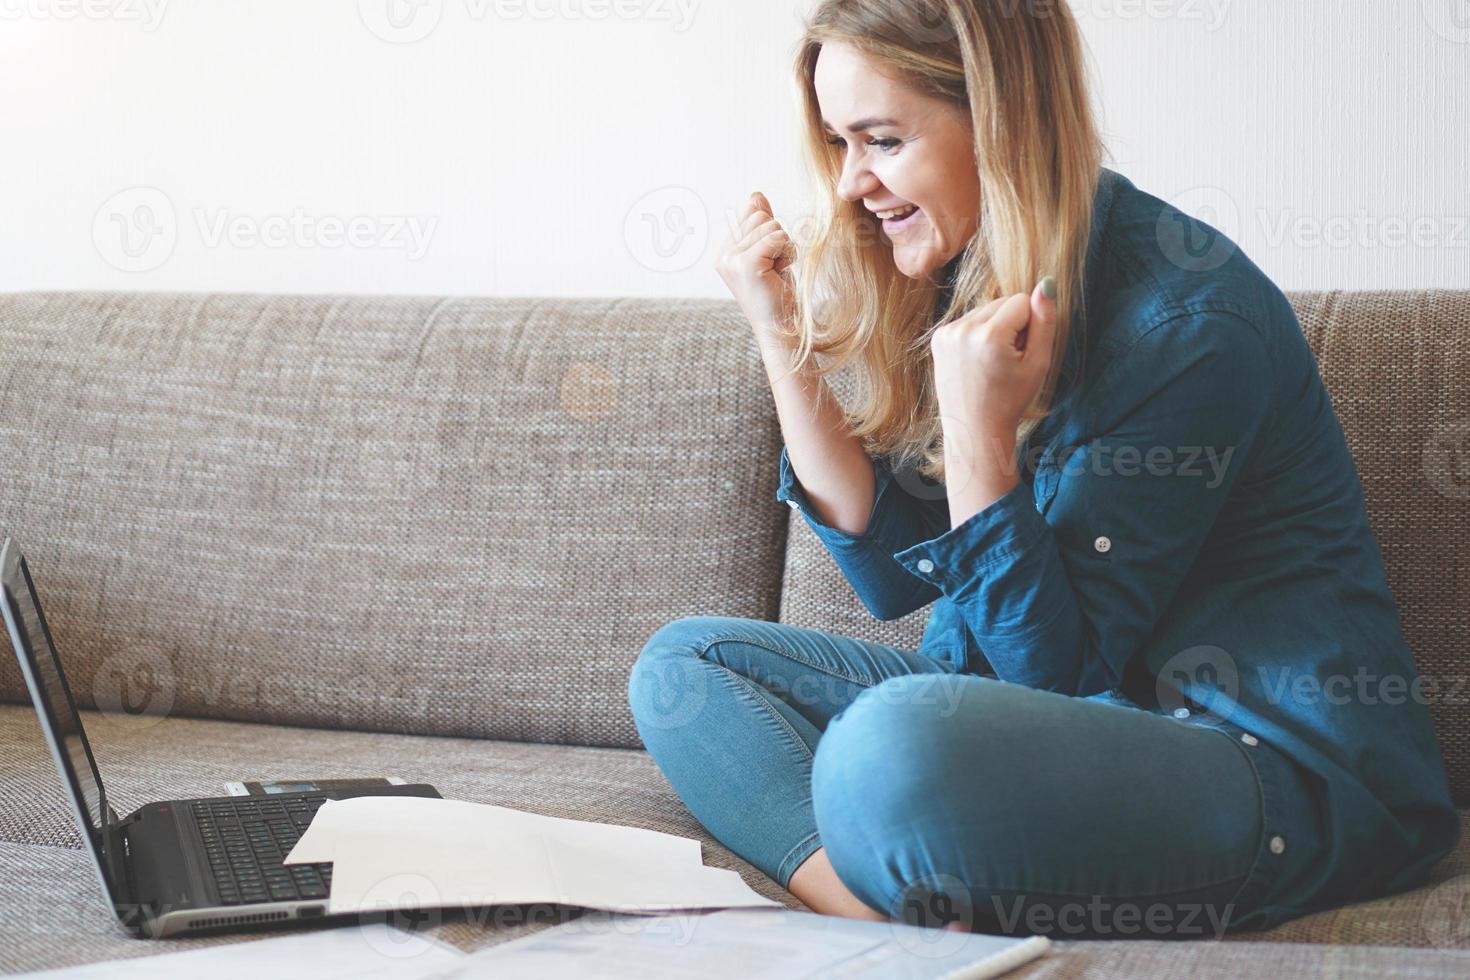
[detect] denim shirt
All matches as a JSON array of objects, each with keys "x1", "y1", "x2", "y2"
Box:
[{"x1": 776, "y1": 167, "x2": 1459, "y2": 914}]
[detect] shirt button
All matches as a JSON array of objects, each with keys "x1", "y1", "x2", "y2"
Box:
[
  {"x1": 1241, "y1": 733, "x2": 1259, "y2": 746},
  {"x1": 916, "y1": 558, "x2": 935, "y2": 574},
  {"x1": 1269, "y1": 835, "x2": 1286, "y2": 855},
  {"x1": 1093, "y1": 535, "x2": 1111, "y2": 553},
  {"x1": 1171, "y1": 707, "x2": 1190, "y2": 719}
]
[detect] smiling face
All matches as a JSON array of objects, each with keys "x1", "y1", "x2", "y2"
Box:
[{"x1": 813, "y1": 41, "x2": 981, "y2": 281}]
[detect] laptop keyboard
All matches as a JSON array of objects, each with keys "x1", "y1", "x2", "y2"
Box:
[{"x1": 191, "y1": 797, "x2": 334, "y2": 906}]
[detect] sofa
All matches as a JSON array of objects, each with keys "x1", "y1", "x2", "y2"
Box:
[{"x1": 0, "y1": 290, "x2": 1466, "y2": 977}]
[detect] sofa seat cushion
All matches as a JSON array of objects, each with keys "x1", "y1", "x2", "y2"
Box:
[
  {"x1": 6, "y1": 841, "x2": 1470, "y2": 977},
  {"x1": 4, "y1": 705, "x2": 1470, "y2": 969},
  {"x1": 0, "y1": 705, "x2": 800, "y2": 910}
]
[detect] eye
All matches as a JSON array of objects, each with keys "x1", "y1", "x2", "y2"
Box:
[{"x1": 824, "y1": 136, "x2": 903, "y2": 153}]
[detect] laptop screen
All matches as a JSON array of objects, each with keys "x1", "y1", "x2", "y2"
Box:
[{"x1": 0, "y1": 539, "x2": 115, "y2": 900}]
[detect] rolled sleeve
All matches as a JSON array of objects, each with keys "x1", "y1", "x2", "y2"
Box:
[
  {"x1": 891, "y1": 478, "x2": 1070, "y2": 637},
  {"x1": 776, "y1": 444, "x2": 946, "y2": 621}
]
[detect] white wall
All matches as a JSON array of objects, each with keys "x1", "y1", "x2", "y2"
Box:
[{"x1": 1, "y1": 1, "x2": 1465, "y2": 298}]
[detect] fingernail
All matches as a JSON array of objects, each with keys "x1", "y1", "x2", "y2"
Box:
[{"x1": 1039, "y1": 275, "x2": 1057, "y2": 301}]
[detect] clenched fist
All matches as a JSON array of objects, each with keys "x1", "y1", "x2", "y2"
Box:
[
  {"x1": 930, "y1": 276, "x2": 1059, "y2": 436},
  {"x1": 716, "y1": 191, "x2": 798, "y2": 342}
]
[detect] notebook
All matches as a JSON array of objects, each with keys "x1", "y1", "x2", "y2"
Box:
[{"x1": 424, "y1": 906, "x2": 1050, "y2": 979}]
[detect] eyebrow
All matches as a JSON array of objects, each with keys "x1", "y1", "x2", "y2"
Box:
[{"x1": 820, "y1": 116, "x2": 900, "y2": 134}]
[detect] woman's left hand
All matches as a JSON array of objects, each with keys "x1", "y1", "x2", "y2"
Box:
[{"x1": 930, "y1": 277, "x2": 1059, "y2": 440}]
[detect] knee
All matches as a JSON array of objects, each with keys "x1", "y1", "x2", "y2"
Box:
[
  {"x1": 626, "y1": 616, "x2": 727, "y2": 733},
  {"x1": 814, "y1": 674, "x2": 1029, "y2": 790},
  {"x1": 811, "y1": 675, "x2": 954, "y2": 813},
  {"x1": 818, "y1": 669, "x2": 989, "y2": 756},
  {"x1": 810, "y1": 675, "x2": 1014, "y2": 843}
]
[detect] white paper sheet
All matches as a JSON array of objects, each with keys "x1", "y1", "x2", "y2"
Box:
[
  {"x1": 286, "y1": 797, "x2": 702, "y2": 867},
  {"x1": 282, "y1": 796, "x2": 783, "y2": 916},
  {"x1": 25, "y1": 922, "x2": 465, "y2": 979},
  {"x1": 416, "y1": 908, "x2": 1052, "y2": 980}
]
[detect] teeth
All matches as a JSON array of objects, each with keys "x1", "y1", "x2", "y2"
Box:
[{"x1": 876, "y1": 205, "x2": 918, "y2": 220}]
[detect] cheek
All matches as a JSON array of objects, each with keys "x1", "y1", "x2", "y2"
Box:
[{"x1": 906, "y1": 167, "x2": 963, "y2": 225}]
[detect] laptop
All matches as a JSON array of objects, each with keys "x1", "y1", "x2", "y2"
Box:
[{"x1": 0, "y1": 536, "x2": 442, "y2": 938}]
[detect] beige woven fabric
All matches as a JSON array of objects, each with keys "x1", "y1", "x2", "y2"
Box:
[
  {"x1": 3, "y1": 706, "x2": 1470, "y2": 973},
  {"x1": 779, "y1": 290, "x2": 1470, "y2": 803},
  {"x1": 2, "y1": 289, "x2": 1468, "y2": 972},
  {"x1": 7, "y1": 841, "x2": 1470, "y2": 977},
  {"x1": 0, "y1": 293, "x2": 786, "y2": 750}
]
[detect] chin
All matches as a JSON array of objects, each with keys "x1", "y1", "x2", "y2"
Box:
[{"x1": 892, "y1": 247, "x2": 941, "y2": 281}]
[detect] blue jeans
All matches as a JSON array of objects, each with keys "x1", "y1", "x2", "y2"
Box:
[{"x1": 627, "y1": 615, "x2": 1325, "y2": 939}]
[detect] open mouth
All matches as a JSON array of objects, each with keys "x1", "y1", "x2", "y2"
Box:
[{"x1": 878, "y1": 204, "x2": 922, "y2": 235}]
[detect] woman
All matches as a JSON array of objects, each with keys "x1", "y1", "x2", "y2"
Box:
[{"x1": 627, "y1": 0, "x2": 1458, "y2": 939}]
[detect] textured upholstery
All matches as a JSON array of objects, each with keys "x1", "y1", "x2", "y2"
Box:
[
  {"x1": 0, "y1": 706, "x2": 800, "y2": 972},
  {"x1": 781, "y1": 290, "x2": 1470, "y2": 804},
  {"x1": 2, "y1": 290, "x2": 1469, "y2": 973},
  {"x1": 0, "y1": 293, "x2": 787, "y2": 750},
  {"x1": 2, "y1": 705, "x2": 1469, "y2": 972}
]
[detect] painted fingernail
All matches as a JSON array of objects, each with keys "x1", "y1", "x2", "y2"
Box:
[{"x1": 1039, "y1": 275, "x2": 1057, "y2": 300}]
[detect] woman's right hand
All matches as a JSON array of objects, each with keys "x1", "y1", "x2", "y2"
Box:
[{"x1": 716, "y1": 191, "x2": 797, "y2": 343}]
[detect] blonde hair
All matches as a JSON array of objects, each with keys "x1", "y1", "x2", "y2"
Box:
[{"x1": 784, "y1": 0, "x2": 1105, "y2": 482}]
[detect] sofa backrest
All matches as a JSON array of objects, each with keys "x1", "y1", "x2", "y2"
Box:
[
  {"x1": 778, "y1": 290, "x2": 1470, "y2": 804},
  {"x1": 0, "y1": 293, "x2": 788, "y2": 751}
]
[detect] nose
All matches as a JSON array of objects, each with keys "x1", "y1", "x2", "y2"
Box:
[{"x1": 835, "y1": 148, "x2": 879, "y2": 203}]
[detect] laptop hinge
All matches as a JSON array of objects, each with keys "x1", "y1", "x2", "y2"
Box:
[{"x1": 103, "y1": 806, "x2": 140, "y2": 915}]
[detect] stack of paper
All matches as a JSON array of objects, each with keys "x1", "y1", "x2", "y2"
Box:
[
  {"x1": 27, "y1": 923, "x2": 466, "y2": 979},
  {"x1": 282, "y1": 796, "x2": 785, "y2": 916},
  {"x1": 421, "y1": 908, "x2": 1052, "y2": 980}
]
